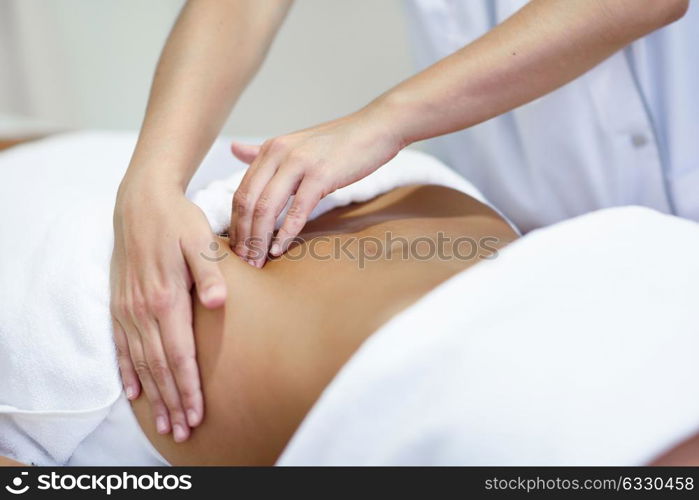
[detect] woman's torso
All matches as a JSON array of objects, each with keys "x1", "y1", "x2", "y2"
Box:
[{"x1": 132, "y1": 185, "x2": 517, "y2": 465}]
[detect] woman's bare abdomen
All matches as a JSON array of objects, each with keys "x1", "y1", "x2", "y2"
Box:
[{"x1": 131, "y1": 185, "x2": 518, "y2": 465}]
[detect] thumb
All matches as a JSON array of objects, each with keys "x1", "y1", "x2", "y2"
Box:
[
  {"x1": 231, "y1": 141, "x2": 261, "y2": 165},
  {"x1": 182, "y1": 236, "x2": 227, "y2": 309}
]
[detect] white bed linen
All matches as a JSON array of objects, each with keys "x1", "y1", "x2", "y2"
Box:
[{"x1": 279, "y1": 206, "x2": 699, "y2": 465}]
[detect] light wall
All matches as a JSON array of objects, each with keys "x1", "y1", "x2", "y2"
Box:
[{"x1": 0, "y1": 0, "x2": 413, "y2": 138}]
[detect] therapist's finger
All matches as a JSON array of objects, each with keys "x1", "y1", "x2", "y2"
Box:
[
  {"x1": 112, "y1": 317, "x2": 140, "y2": 400},
  {"x1": 182, "y1": 233, "x2": 227, "y2": 309},
  {"x1": 179, "y1": 233, "x2": 228, "y2": 425},
  {"x1": 122, "y1": 319, "x2": 170, "y2": 435},
  {"x1": 157, "y1": 289, "x2": 203, "y2": 429},
  {"x1": 231, "y1": 150, "x2": 279, "y2": 260},
  {"x1": 270, "y1": 178, "x2": 323, "y2": 257},
  {"x1": 137, "y1": 318, "x2": 190, "y2": 443},
  {"x1": 231, "y1": 141, "x2": 261, "y2": 165},
  {"x1": 248, "y1": 167, "x2": 303, "y2": 267}
]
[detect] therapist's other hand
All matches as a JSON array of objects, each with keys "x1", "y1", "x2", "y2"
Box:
[
  {"x1": 110, "y1": 181, "x2": 226, "y2": 443},
  {"x1": 229, "y1": 106, "x2": 403, "y2": 267}
]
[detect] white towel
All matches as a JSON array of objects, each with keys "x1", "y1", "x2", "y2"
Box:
[
  {"x1": 0, "y1": 131, "x2": 493, "y2": 465},
  {"x1": 1, "y1": 133, "x2": 127, "y2": 465},
  {"x1": 0, "y1": 131, "x2": 248, "y2": 465},
  {"x1": 279, "y1": 207, "x2": 699, "y2": 465}
]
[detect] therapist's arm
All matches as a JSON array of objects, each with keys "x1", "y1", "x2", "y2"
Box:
[
  {"x1": 111, "y1": 0, "x2": 291, "y2": 442},
  {"x1": 381, "y1": 0, "x2": 689, "y2": 144},
  {"x1": 230, "y1": 0, "x2": 688, "y2": 267}
]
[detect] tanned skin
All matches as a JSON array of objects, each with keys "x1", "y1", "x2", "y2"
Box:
[{"x1": 132, "y1": 185, "x2": 517, "y2": 465}]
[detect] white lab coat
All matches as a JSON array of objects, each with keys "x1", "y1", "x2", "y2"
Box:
[{"x1": 405, "y1": 0, "x2": 699, "y2": 232}]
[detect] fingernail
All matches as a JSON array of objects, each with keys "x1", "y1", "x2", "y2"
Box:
[
  {"x1": 187, "y1": 409, "x2": 199, "y2": 427},
  {"x1": 125, "y1": 386, "x2": 136, "y2": 400},
  {"x1": 156, "y1": 416, "x2": 169, "y2": 434},
  {"x1": 270, "y1": 243, "x2": 281, "y2": 256},
  {"x1": 173, "y1": 424, "x2": 188, "y2": 443},
  {"x1": 246, "y1": 259, "x2": 257, "y2": 268}
]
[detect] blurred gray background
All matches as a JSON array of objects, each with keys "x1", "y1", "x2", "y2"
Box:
[{"x1": 0, "y1": 0, "x2": 413, "y2": 138}]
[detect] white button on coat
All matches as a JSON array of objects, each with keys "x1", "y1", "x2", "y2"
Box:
[{"x1": 404, "y1": 0, "x2": 699, "y2": 232}]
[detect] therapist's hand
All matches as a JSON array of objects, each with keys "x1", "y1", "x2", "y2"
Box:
[
  {"x1": 229, "y1": 104, "x2": 403, "y2": 267},
  {"x1": 110, "y1": 180, "x2": 226, "y2": 443}
]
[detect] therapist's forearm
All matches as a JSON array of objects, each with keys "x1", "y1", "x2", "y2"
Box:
[
  {"x1": 375, "y1": 0, "x2": 688, "y2": 145},
  {"x1": 124, "y1": 0, "x2": 292, "y2": 190}
]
